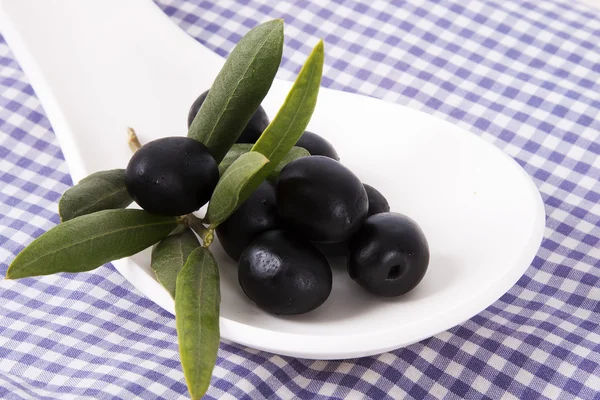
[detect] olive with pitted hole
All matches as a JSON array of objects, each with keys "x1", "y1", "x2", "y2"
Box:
[{"x1": 348, "y1": 212, "x2": 429, "y2": 297}]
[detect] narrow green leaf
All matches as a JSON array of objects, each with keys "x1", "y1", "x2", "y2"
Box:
[
  {"x1": 205, "y1": 151, "x2": 269, "y2": 225},
  {"x1": 188, "y1": 19, "x2": 284, "y2": 163},
  {"x1": 59, "y1": 169, "x2": 132, "y2": 222},
  {"x1": 169, "y1": 224, "x2": 188, "y2": 236},
  {"x1": 7, "y1": 210, "x2": 178, "y2": 279},
  {"x1": 151, "y1": 229, "x2": 200, "y2": 298},
  {"x1": 269, "y1": 146, "x2": 310, "y2": 180},
  {"x1": 218, "y1": 144, "x2": 308, "y2": 177},
  {"x1": 251, "y1": 40, "x2": 324, "y2": 175},
  {"x1": 207, "y1": 41, "x2": 323, "y2": 226},
  {"x1": 176, "y1": 247, "x2": 220, "y2": 400},
  {"x1": 218, "y1": 144, "x2": 252, "y2": 175}
]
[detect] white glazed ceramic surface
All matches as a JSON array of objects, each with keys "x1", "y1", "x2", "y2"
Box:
[{"x1": 0, "y1": 0, "x2": 545, "y2": 359}]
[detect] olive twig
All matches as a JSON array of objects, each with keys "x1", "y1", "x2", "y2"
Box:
[
  {"x1": 127, "y1": 127, "x2": 142, "y2": 153},
  {"x1": 185, "y1": 214, "x2": 215, "y2": 248}
]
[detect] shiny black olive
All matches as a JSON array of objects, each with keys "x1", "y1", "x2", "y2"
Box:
[
  {"x1": 295, "y1": 131, "x2": 339, "y2": 160},
  {"x1": 315, "y1": 183, "x2": 390, "y2": 257},
  {"x1": 348, "y1": 212, "x2": 429, "y2": 297},
  {"x1": 125, "y1": 137, "x2": 219, "y2": 216},
  {"x1": 276, "y1": 156, "x2": 368, "y2": 243},
  {"x1": 216, "y1": 181, "x2": 279, "y2": 261},
  {"x1": 238, "y1": 230, "x2": 332, "y2": 315},
  {"x1": 364, "y1": 184, "x2": 390, "y2": 216}
]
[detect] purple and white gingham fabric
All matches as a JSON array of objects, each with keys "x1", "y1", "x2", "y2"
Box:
[{"x1": 1, "y1": 0, "x2": 600, "y2": 398}]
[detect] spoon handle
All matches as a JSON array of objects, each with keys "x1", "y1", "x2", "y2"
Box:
[{"x1": 0, "y1": 0, "x2": 224, "y2": 180}]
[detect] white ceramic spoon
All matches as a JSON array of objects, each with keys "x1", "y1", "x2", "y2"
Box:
[{"x1": 0, "y1": 0, "x2": 545, "y2": 359}]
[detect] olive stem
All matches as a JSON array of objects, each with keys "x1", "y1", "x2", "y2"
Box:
[
  {"x1": 185, "y1": 214, "x2": 214, "y2": 247},
  {"x1": 127, "y1": 127, "x2": 142, "y2": 153}
]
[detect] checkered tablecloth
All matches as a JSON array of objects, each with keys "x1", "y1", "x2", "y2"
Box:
[{"x1": 1, "y1": 0, "x2": 599, "y2": 398}]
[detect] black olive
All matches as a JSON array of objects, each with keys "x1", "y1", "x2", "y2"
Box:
[
  {"x1": 364, "y1": 184, "x2": 390, "y2": 216},
  {"x1": 295, "y1": 131, "x2": 339, "y2": 160},
  {"x1": 348, "y1": 212, "x2": 429, "y2": 297},
  {"x1": 314, "y1": 183, "x2": 390, "y2": 256},
  {"x1": 187, "y1": 89, "x2": 269, "y2": 143},
  {"x1": 238, "y1": 230, "x2": 332, "y2": 315},
  {"x1": 276, "y1": 156, "x2": 368, "y2": 243},
  {"x1": 216, "y1": 181, "x2": 279, "y2": 261},
  {"x1": 125, "y1": 137, "x2": 219, "y2": 216}
]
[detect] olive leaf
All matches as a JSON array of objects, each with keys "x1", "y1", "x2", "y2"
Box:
[
  {"x1": 205, "y1": 151, "x2": 269, "y2": 225},
  {"x1": 58, "y1": 169, "x2": 132, "y2": 222},
  {"x1": 218, "y1": 144, "x2": 308, "y2": 177},
  {"x1": 188, "y1": 19, "x2": 284, "y2": 163},
  {"x1": 206, "y1": 41, "x2": 323, "y2": 226},
  {"x1": 175, "y1": 247, "x2": 220, "y2": 400},
  {"x1": 269, "y1": 146, "x2": 309, "y2": 180},
  {"x1": 6, "y1": 209, "x2": 178, "y2": 279},
  {"x1": 151, "y1": 229, "x2": 200, "y2": 298},
  {"x1": 251, "y1": 40, "x2": 324, "y2": 175},
  {"x1": 218, "y1": 144, "x2": 252, "y2": 175}
]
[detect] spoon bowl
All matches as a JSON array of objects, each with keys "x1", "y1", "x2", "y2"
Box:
[{"x1": 0, "y1": 0, "x2": 545, "y2": 359}]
